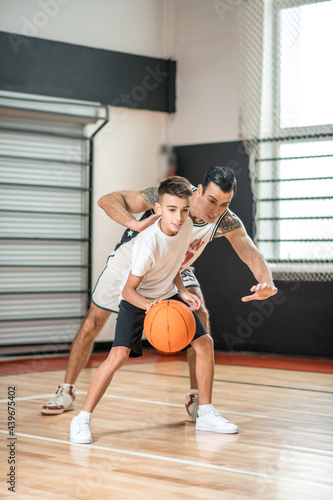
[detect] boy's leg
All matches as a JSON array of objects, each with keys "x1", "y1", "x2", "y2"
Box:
[
  {"x1": 191, "y1": 333, "x2": 238, "y2": 434},
  {"x1": 83, "y1": 346, "x2": 130, "y2": 413},
  {"x1": 70, "y1": 346, "x2": 130, "y2": 444},
  {"x1": 41, "y1": 303, "x2": 111, "y2": 415},
  {"x1": 70, "y1": 300, "x2": 145, "y2": 444},
  {"x1": 185, "y1": 285, "x2": 211, "y2": 391},
  {"x1": 190, "y1": 334, "x2": 214, "y2": 404},
  {"x1": 182, "y1": 276, "x2": 210, "y2": 421}
]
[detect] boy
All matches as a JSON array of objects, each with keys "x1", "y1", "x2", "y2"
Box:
[{"x1": 70, "y1": 176, "x2": 238, "y2": 443}]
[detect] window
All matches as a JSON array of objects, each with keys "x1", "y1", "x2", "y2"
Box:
[
  {"x1": 279, "y1": 1, "x2": 333, "y2": 129},
  {"x1": 253, "y1": 0, "x2": 333, "y2": 280}
]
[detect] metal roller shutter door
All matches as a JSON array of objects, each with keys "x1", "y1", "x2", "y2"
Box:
[{"x1": 0, "y1": 94, "x2": 108, "y2": 347}]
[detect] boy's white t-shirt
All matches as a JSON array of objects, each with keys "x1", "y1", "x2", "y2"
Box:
[{"x1": 123, "y1": 216, "x2": 193, "y2": 301}]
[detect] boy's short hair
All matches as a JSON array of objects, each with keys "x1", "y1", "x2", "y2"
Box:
[{"x1": 158, "y1": 176, "x2": 192, "y2": 202}]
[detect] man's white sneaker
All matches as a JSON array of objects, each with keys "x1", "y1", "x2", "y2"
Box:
[
  {"x1": 185, "y1": 390, "x2": 199, "y2": 423},
  {"x1": 41, "y1": 384, "x2": 75, "y2": 415},
  {"x1": 70, "y1": 415, "x2": 92, "y2": 444},
  {"x1": 196, "y1": 406, "x2": 239, "y2": 434}
]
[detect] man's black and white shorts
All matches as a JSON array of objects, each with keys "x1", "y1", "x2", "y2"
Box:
[
  {"x1": 92, "y1": 258, "x2": 200, "y2": 313},
  {"x1": 112, "y1": 294, "x2": 207, "y2": 357}
]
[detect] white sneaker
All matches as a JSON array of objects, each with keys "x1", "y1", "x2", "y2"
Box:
[
  {"x1": 196, "y1": 406, "x2": 239, "y2": 434},
  {"x1": 70, "y1": 415, "x2": 92, "y2": 444},
  {"x1": 41, "y1": 384, "x2": 75, "y2": 415},
  {"x1": 185, "y1": 390, "x2": 199, "y2": 423}
]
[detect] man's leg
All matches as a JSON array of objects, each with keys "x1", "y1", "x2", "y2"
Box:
[
  {"x1": 64, "y1": 303, "x2": 111, "y2": 384},
  {"x1": 41, "y1": 303, "x2": 111, "y2": 415},
  {"x1": 191, "y1": 334, "x2": 238, "y2": 434}
]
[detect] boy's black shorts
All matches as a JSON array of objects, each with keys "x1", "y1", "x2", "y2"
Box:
[{"x1": 112, "y1": 294, "x2": 208, "y2": 358}]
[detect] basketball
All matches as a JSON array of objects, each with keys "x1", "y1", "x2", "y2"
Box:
[{"x1": 144, "y1": 299, "x2": 196, "y2": 353}]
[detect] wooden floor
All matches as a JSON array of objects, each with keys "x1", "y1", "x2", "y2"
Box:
[{"x1": 1, "y1": 356, "x2": 333, "y2": 499}]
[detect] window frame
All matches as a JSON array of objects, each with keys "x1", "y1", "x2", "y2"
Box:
[{"x1": 254, "y1": 0, "x2": 333, "y2": 280}]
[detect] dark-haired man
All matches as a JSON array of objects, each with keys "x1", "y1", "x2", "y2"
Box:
[{"x1": 42, "y1": 167, "x2": 277, "y2": 423}]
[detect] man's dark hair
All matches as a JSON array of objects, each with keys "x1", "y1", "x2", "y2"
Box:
[
  {"x1": 158, "y1": 176, "x2": 192, "y2": 201},
  {"x1": 202, "y1": 166, "x2": 237, "y2": 194}
]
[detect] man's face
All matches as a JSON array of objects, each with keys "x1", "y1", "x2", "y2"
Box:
[
  {"x1": 196, "y1": 182, "x2": 234, "y2": 223},
  {"x1": 155, "y1": 194, "x2": 191, "y2": 236}
]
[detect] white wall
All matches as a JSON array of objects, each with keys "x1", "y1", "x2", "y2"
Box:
[
  {"x1": 167, "y1": 0, "x2": 241, "y2": 146},
  {"x1": 0, "y1": 0, "x2": 166, "y2": 57}
]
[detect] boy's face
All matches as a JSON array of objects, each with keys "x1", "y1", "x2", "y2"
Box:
[{"x1": 155, "y1": 194, "x2": 191, "y2": 236}]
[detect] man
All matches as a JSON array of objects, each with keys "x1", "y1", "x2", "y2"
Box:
[
  {"x1": 42, "y1": 167, "x2": 277, "y2": 422},
  {"x1": 70, "y1": 176, "x2": 238, "y2": 444}
]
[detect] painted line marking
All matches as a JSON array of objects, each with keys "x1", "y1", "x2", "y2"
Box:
[
  {"x1": 0, "y1": 429, "x2": 331, "y2": 489},
  {"x1": 0, "y1": 392, "x2": 332, "y2": 427},
  {"x1": 121, "y1": 368, "x2": 333, "y2": 394}
]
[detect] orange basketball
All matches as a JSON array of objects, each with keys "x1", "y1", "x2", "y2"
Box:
[{"x1": 144, "y1": 299, "x2": 196, "y2": 354}]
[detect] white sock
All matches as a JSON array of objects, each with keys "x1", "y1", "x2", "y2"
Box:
[
  {"x1": 199, "y1": 404, "x2": 213, "y2": 417},
  {"x1": 78, "y1": 410, "x2": 91, "y2": 420},
  {"x1": 189, "y1": 389, "x2": 198, "y2": 395},
  {"x1": 63, "y1": 383, "x2": 74, "y2": 390}
]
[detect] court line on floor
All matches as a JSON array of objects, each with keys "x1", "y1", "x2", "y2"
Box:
[
  {"x1": 121, "y1": 368, "x2": 333, "y2": 394},
  {"x1": 0, "y1": 429, "x2": 331, "y2": 489},
  {"x1": 2, "y1": 362, "x2": 332, "y2": 393},
  {"x1": 0, "y1": 392, "x2": 332, "y2": 428}
]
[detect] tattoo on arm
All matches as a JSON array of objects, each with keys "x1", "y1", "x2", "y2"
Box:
[
  {"x1": 215, "y1": 212, "x2": 242, "y2": 237},
  {"x1": 140, "y1": 187, "x2": 158, "y2": 207}
]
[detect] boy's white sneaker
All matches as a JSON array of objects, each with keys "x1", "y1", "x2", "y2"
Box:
[
  {"x1": 41, "y1": 384, "x2": 75, "y2": 415},
  {"x1": 185, "y1": 390, "x2": 199, "y2": 423},
  {"x1": 70, "y1": 414, "x2": 92, "y2": 444},
  {"x1": 196, "y1": 406, "x2": 239, "y2": 434}
]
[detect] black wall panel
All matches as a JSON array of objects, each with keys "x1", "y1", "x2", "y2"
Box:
[
  {"x1": 175, "y1": 141, "x2": 253, "y2": 236},
  {"x1": 0, "y1": 31, "x2": 176, "y2": 112},
  {"x1": 175, "y1": 141, "x2": 333, "y2": 357}
]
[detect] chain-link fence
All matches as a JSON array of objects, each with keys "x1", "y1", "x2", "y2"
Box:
[{"x1": 239, "y1": 0, "x2": 333, "y2": 281}]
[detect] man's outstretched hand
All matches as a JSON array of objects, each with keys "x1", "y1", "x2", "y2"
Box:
[{"x1": 241, "y1": 283, "x2": 278, "y2": 302}]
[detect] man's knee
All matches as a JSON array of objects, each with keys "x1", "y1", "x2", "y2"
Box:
[{"x1": 80, "y1": 305, "x2": 110, "y2": 339}]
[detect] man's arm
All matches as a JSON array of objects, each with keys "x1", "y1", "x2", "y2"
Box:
[
  {"x1": 97, "y1": 187, "x2": 159, "y2": 232},
  {"x1": 216, "y1": 211, "x2": 277, "y2": 301}
]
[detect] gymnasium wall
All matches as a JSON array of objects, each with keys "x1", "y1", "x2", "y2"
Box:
[{"x1": 2, "y1": 1, "x2": 330, "y2": 355}]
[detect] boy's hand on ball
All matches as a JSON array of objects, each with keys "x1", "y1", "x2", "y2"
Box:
[
  {"x1": 145, "y1": 299, "x2": 162, "y2": 313},
  {"x1": 180, "y1": 291, "x2": 201, "y2": 311}
]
